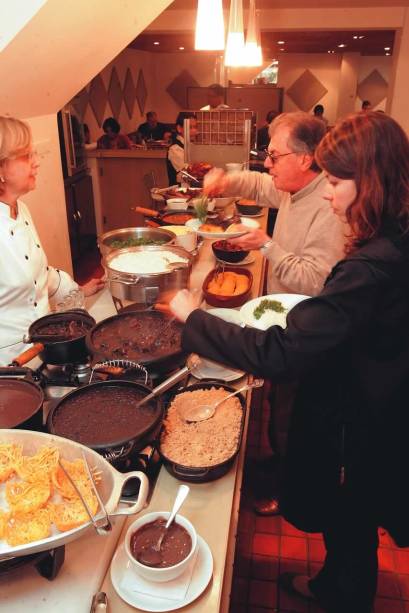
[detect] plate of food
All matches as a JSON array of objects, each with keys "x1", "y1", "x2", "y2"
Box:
[
  {"x1": 239, "y1": 293, "x2": 310, "y2": 330},
  {"x1": 186, "y1": 217, "x2": 259, "y2": 240}
]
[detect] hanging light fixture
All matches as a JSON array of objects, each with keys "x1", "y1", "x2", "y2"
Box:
[
  {"x1": 224, "y1": 0, "x2": 246, "y2": 67},
  {"x1": 195, "y1": 0, "x2": 225, "y2": 51},
  {"x1": 244, "y1": 0, "x2": 262, "y2": 66}
]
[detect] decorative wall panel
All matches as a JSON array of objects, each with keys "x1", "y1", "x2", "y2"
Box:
[
  {"x1": 357, "y1": 69, "x2": 388, "y2": 107},
  {"x1": 72, "y1": 88, "x2": 89, "y2": 120},
  {"x1": 166, "y1": 69, "x2": 200, "y2": 109},
  {"x1": 88, "y1": 74, "x2": 107, "y2": 127},
  {"x1": 286, "y1": 69, "x2": 328, "y2": 112},
  {"x1": 108, "y1": 67, "x2": 123, "y2": 119},
  {"x1": 123, "y1": 68, "x2": 136, "y2": 119},
  {"x1": 136, "y1": 69, "x2": 147, "y2": 115}
]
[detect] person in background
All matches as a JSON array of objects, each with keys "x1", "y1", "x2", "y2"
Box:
[
  {"x1": 257, "y1": 110, "x2": 279, "y2": 150},
  {"x1": 170, "y1": 111, "x2": 409, "y2": 613},
  {"x1": 313, "y1": 104, "x2": 329, "y2": 128},
  {"x1": 97, "y1": 117, "x2": 132, "y2": 150},
  {"x1": 203, "y1": 112, "x2": 345, "y2": 516},
  {"x1": 0, "y1": 116, "x2": 104, "y2": 366},
  {"x1": 166, "y1": 112, "x2": 197, "y2": 186},
  {"x1": 200, "y1": 83, "x2": 229, "y2": 110},
  {"x1": 362, "y1": 99, "x2": 372, "y2": 111},
  {"x1": 137, "y1": 111, "x2": 168, "y2": 141}
]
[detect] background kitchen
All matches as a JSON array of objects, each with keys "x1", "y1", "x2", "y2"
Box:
[{"x1": 1, "y1": 0, "x2": 405, "y2": 285}]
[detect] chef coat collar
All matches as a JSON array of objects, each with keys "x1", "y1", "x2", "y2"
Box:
[{"x1": 0, "y1": 200, "x2": 19, "y2": 219}]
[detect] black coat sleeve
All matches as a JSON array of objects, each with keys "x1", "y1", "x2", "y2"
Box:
[{"x1": 182, "y1": 259, "x2": 381, "y2": 382}]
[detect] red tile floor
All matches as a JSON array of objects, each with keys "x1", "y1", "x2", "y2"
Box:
[
  {"x1": 229, "y1": 386, "x2": 409, "y2": 613},
  {"x1": 75, "y1": 251, "x2": 409, "y2": 612}
]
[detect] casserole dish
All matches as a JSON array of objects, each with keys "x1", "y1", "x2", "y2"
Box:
[
  {"x1": 0, "y1": 429, "x2": 149, "y2": 560},
  {"x1": 158, "y1": 381, "x2": 246, "y2": 483}
]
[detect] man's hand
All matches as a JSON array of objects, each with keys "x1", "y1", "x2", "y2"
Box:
[
  {"x1": 203, "y1": 168, "x2": 230, "y2": 196},
  {"x1": 229, "y1": 228, "x2": 271, "y2": 250}
]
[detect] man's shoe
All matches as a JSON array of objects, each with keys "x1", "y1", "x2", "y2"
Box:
[
  {"x1": 278, "y1": 572, "x2": 316, "y2": 602},
  {"x1": 253, "y1": 497, "x2": 280, "y2": 516}
]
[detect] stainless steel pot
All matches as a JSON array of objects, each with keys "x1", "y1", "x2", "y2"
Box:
[
  {"x1": 98, "y1": 227, "x2": 176, "y2": 258},
  {"x1": 103, "y1": 245, "x2": 192, "y2": 309}
]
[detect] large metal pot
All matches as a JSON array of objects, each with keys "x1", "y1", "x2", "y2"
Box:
[
  {"x1": 98, "y1": 227, "x2": 176, "y2": 258},
  {"x1": 103, "y1": 245, "x2": 192, "y2": 309}
]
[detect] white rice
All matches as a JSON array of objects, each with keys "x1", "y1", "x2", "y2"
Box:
[{"x1": 110, "y1": 251, "x2": 188, "y2": 274}]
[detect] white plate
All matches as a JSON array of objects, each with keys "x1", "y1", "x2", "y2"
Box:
[
  {"x1": 237, "y1": 211, "x2": 264, "y2": 218},
  {"x1": 239, "y1": 293, "x2": 310, "y2": 330},
  {"x1": 111, "y1": 535, "x2": 213, "y2": 612},
  {"x1": 206, "y1": 307, "x2": 243, "y2": 326},
  {"x1": 215, "y1": 254, "x2": 255, "y2": 266},
  {"x1": 186, "y1": 217, "x2": 259, "y2": 240}
]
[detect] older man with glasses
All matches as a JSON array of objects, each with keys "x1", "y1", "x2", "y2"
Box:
[{"x1": 204, "y1": 111, "x2": 345, "y2": 516}]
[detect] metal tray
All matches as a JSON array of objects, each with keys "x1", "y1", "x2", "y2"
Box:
[{"x1": 0, "y1": 429, "x2": 149, "y2": 561}]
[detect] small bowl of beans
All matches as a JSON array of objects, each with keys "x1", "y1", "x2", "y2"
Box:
[{"x1": 211, "y1": 239, "x2": 249, "y2": 264}]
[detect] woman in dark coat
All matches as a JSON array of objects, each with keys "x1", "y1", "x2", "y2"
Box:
[{"x1": 170, "y1": 111, "x2": 409, "y2": 613}]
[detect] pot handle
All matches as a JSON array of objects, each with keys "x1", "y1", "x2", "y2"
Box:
[
  {"x1": 109, "y1": 274, "x2": 140, "y2": 286},
  {"x1": 110, "y1": 471, "x2": 149, "y2": 516},
  {"x1": 132, "y1": 206, "x2": 159, "y2": 218},
  {"x1": 12, "y1": 343, "x2": 44, "y2": 366}
]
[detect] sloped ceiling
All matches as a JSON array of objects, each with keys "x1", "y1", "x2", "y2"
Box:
[{"x1": 0, "y1": 0, "x2": 173, "y2": 118}]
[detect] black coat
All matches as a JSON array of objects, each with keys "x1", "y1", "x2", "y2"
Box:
[{"x1": 182, "y1": 234, "x2": 409, "y2": 545}]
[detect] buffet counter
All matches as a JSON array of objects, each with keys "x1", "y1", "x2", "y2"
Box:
[
  {"x1": 94, "y1": 211, "x2": 268, "y2": 612},
  {"x1": 87, "y1": 149, "x2": 169, "y2": 236}
]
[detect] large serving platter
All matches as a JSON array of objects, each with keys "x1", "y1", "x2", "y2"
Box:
[
  {"x1": 0, "y1": 429, "x2": 149, "y2": 560},
  {"x1": 239, "y1": 293, "x2": 310, "y2": 330},
  {"x1": 186, "y1": 217, "x2": 260, "y2": 240}
]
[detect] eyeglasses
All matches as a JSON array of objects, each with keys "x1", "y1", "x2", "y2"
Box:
[{"x1": 264, "y1": 149, "x2": 297, "y2": 164}]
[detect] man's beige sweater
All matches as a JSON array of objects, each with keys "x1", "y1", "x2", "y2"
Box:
[{"x1": 226, "y1": 171, "x2": 346, "y2": 295}]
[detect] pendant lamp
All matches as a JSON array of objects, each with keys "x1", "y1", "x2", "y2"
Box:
[
  {"x1": 195, "y1": 0, "x2": 225, "y2": 51},
  {"x1": 244, "y1": 0, "x2": 262, "y2": 66},
  {"x1": 224, "y1": 0, "x2": 246, "y2": 67}
]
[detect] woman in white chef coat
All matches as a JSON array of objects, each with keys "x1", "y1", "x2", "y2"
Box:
[{"x1": 0, "y1": 116, "x2": 103, "y2": 365}]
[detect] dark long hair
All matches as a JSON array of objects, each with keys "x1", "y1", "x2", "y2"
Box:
[{"x1": 316, "y1": 111, "x2": 409, "y2": 251}]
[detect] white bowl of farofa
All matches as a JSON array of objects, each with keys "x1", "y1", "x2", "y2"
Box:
[{"x1": 159, "y1": 382, "x2": 246, "y2": 482}]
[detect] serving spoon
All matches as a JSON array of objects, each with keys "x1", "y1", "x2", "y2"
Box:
[
  {"x1": 183, "y1": 378, "x2": 264, "y2": 423},
  {"x1": 137, "y1": 484, "x2": 190, "y2": 567}
]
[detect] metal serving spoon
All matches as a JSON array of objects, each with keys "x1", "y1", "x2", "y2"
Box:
[
  {"x1": 137, "y1": 485, "x2": 190, "y2": 567},
  {"x1": 184, "y1": 379, "x2": 264, "y2": 423}
]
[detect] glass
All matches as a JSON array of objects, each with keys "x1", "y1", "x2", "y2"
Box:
[
  {"x1": 54, "y1": 288, "x2": 85, "y2": 312},
  {"x1": 264, "y1": 150, "x2": 297, "y2": 164}
]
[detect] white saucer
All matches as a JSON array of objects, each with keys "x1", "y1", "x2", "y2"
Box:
[
  {"x1": 216, "y1": 254, "x2": 255, "y2": 266},
  {"x1": 237, "y1": 211, "x2": 263, "y2": 218},
  {"x1": 111, "y1": 535, "x2": 213, "y2": 612}
]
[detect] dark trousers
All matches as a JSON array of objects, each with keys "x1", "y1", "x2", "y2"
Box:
[{"x1": 308, "y1": 503, "x2": 379, "y2": 613}]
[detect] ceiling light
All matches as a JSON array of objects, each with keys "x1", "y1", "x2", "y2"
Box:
[
  {"x1": 338, "y1": 44, "x2": 346, "y2": 48},
  {"x1": 244, "y1": 0, "x2": 262, "y2": 66},
  {"x1": 195, "y1": 0, "x2": 225, "y2": 51},
  {"x1": 353, "y1": 35, "x2": 358, "y2": 39},
  {"x1": 153, "y1": 41, "x2": 160, "y2": 45},
  {"x1": 279, "y1": 48, "x2": 285, "y2": 51},
  {"x1": 358, "y1": 35, "x2": 364, "y2": 39},
  {"x1": 225, "y1": 0, "x2": 245, "y2": 66},
  {"x1": 277, "y1": 40, "x2": 285, "y2": 45},
  {"x1": 179, "y1": 46, "x2": 185, "y2": 50},
  {"x1": 384, "y1": 47, "x2": 390, "y2": 50},
  {"x1": 386, "y1": 52, "x2": 391, "y2": 56}
]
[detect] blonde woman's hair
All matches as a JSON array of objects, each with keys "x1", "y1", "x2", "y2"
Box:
[{"x1": 0, "y1": 116, "x2": 32, "y2": 164}]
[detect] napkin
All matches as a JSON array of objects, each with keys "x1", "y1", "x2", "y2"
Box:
[{"x1": 120, "y1": 544, "x2": 199, "y2": 602}]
